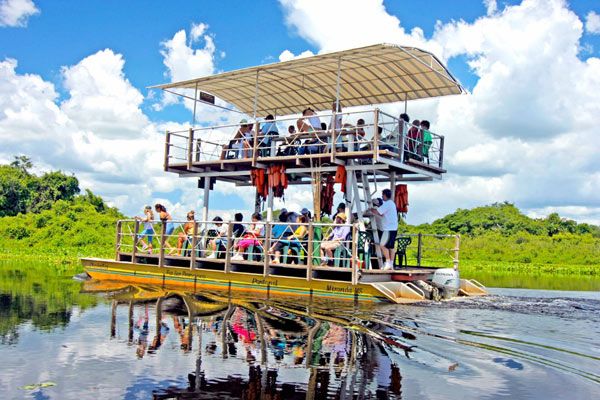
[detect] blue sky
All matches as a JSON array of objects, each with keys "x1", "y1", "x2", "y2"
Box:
[{"x1": 1, "y1": 0, "x2": 600, "y2": 224}]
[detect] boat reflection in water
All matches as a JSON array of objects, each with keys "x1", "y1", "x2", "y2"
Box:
[{"x1": 85, "y1": 280, "x2": 409, "y2": 399}]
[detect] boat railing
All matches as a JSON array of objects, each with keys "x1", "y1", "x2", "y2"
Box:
[
  {"x1": 115, "y1": 220, "x2": 459, "y2": 281},
  {"x1": 395, "y1": 233, "x2": 460, "y2": 269},
  {"x1": 164, "y1": 108, "x2": 444, "y2": 171}
]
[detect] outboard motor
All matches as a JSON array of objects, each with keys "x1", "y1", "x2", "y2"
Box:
[{"x1": 432, "y1": 268, "x2": 460, "y2": 299}]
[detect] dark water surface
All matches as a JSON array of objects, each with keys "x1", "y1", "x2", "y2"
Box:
[{"x1": 1, "y1": 261, "x2": 599, "y2": 399}]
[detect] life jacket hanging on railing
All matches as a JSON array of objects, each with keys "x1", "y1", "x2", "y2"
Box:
[
  {"x1": 321, "y1": 175, "x2": 335, "y2": 215},
  {"x1": 394, "y1": 184, "x2": 409, "y2": 213},
  {"x1": 251, "y1": 168, "x2": 268, "y2": 201},
  {"x1": 334, "y1": 165, "x2": 347, "y2": 193},
  {"x1": 268, "y1": 164, "x2": 288, "y2": 199}
]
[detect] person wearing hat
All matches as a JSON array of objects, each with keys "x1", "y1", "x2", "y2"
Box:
[
  {"x1": 320, "y1": 213, "x2": 350, "y2": 264},
  {"x1": 301, "y1": 207, "x2": 312, "y2": 220},
  {"x1": 332, "y1": 202, "x2": 346, "y2": 221}
]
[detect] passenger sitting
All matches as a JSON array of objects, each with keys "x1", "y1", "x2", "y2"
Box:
[
  {"x1": 355, "y1": 118, "x2": 369, "y2": 151},
  {"x1": 405, "y1": 119, "x2": 422, "y2": 161},
  {"x1": 271, "y1": 215, "x2": 309, "y2": 264},
  {"x1": 177, "y1": 210, "x2": 195, "y2": 255},
  {"x1": 232, "y1": 212, "x2": 264, "y2": 260},
  {"x1": 320, "y1": 213, "x2": 350, "y2": 265},
  {"x1": 278, "y1": 125, "x2": 301, "y2": 156},
  {"x1": 298, "y1": 108, "x2": 322, "y2": 155},
  {"x1": 222, "y1": 119, "x2": 252, "y2": 160},
  {"x1": 420, "y1": 120, "x2": 433, "y2": 162},
  {"x1": 300, "y1": 207, "x2": 312, "y2": 221},
  {"x1": 258, "y1": 114, "x2": 279, "y2": 156},
  {"x1": 232, "y1": 212, "x2": 245, "y2": 237},
  {"x1": 207, "y1": 216, "x2": 228, "y2": 259}
]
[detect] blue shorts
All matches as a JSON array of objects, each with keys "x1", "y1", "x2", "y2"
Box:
[
  {"x1": 138, "y1": 228, "x2": 153, "y2": 243},
  {"x1": 165, "y1": 223, "x2": 175, "y2": 236}
]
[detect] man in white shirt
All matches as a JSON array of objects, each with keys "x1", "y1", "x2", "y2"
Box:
[{"x1": 369, "y1": 189, "x2": 398, "y2": 270}]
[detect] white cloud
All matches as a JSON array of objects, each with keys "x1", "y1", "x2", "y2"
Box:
[
  {"x1": 0, "y1": 0, "x2": 38, "y2": 27},
  {"x1": 275, "y1": 0, "x2": 600, "y2": 225},
  {"x1": 483, "y1": 0, "x2": 497, "y2": 16},
  {"x1": 585, "y1": 11, "x2": 600, "y2": 34},
  {"x1": 278, "y1": 49, "x2": 314, "y2": 62}
]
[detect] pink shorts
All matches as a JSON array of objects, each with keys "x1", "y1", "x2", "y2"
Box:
[{"x1": 237, "y1": 238, "x2": 260, "y2": 249}]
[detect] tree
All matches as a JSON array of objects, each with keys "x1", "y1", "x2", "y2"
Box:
[
  {"x1": 10, "y1": 155, "x2": 33, "y2": 175},
  {"x1": 27, "y1": 171, "x2": 80, "y2": 213},
  {"x1": 0, "y1": 165, "x2": 29, "y2": 217}
]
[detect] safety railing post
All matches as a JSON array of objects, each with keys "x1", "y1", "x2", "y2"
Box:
[
  {"x1": 263, "y1": 222, "x2": 271, "y2": 277},
  {"x1": 373, "y1": 109, "x2": 379, "y2": 162},
  {"x1": 453, "y1": 234, "x2": 460, "y2": 270},
  {"x1": 331, "y1": 112, "x2": 337, "y2": 162},
  {"x1": 190, "y1": 221, "x2": 198, "y2": 270},
  {"x1": 439, "y1": 135, "x2": 445, "y2": 169},
  {"x1": 164, "y1": 131, "x2": 171, "y2": 172},
  {"x1": 417, "y1": 233, "x2": 422, "y2": 267},
  {"x1": 398, "y1": 120, "x2": 405, "y2": 163},
  {"x1": 131, "y1": 220, "x2": 139, "y2": 262},
  {"x1": 187, "y1": 127, "x2": 194, "y2": 169},
  {"x1": 306, "y1": 222, "x2": 313, "y2": 281},
  {"x1": 159, "y1": 223, "x2": 166, "y2": 268},
  {"x1": 195, "y1": 138, "x2": 201, "y2": 162},
  {"x1": 252, "y1": 121, "x2": 259, "y2": 166},
  {"x1": 224, "y1": 222, "x2": 233, "y2": 273},
  {"x1": 115, "y1": 220, "x2": 122, "y2": 261}
]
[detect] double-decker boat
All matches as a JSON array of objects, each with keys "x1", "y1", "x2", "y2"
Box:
[{"x1": 81, "y1": 44, "x2": 487, "y2": 303}]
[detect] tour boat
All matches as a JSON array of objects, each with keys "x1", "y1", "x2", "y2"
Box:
[{"x1": 81, "y1": 44, "x2": 487, "y2": 303}]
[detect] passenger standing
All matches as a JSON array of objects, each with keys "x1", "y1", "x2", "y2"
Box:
[
  {"x1": 368, "y1": 189, "x2": 398, "y2": 270},
  {"x1": 406, "y1": 120, "x2": 421, "y2": 160},
  {"x1": 155, "y1": 203, "x2": 175, "y2": 253},
  {"x1": 420, "y1": 120, "x2": 433, "y2": 161},
  {"x1": 135, "y1": 205, "x2": 154, "y2": 253}
]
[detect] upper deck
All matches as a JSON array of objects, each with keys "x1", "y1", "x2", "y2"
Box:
[
  {"x1": 164, "y1": 108, "x2": 446, "y2": 185},
  {"x1": 155, "y1": 43, "x2": 462, "y2": 185}
]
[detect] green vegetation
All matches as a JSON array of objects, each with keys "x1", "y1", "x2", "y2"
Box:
[
  {"x1": 0, "y1": 156, "x2": 123, "y2": 263},
  {"x1": 399, "y1": 203, "x2": 600, "y2": 280},
  {"x1": 1, "y1": 157, "x2": 599, "y2": 288}
]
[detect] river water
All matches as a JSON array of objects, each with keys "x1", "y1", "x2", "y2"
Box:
[{"x1": 0, "y1": 261, "x2": 599, "y2": 399}]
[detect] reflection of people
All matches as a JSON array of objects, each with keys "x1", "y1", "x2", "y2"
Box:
[
  {"x1": 173, "y1": 316, "x2": 191, "y2": 352},
  {"x1": 148, "y1": 320, "x2": 170, "y2": 353},
  {"x1": 134, "y1": 304, "x2": 150, "y2": 358}
]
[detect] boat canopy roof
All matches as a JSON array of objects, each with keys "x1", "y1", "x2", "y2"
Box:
[{"x1": 151, "y1": 43, "x2": 463, "y2": 116}]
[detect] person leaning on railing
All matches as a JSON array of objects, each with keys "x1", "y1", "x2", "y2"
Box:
[{"x1": 320, "y1": 213, "x2": 350, "y2": 265}]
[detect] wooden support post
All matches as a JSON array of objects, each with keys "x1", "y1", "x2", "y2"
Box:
[
  {"x1": 159, "y1": 223, "x2": 166, "y2": 268},
  {"x1": 115, "y1": 220, "x2": 122, "y2": 261},
  {"x1": 453, "y1": 234, "x2": 460, "y2": 270},
  {"x1": 195, "y1": 138, "x2": 201, "y2": 162},
  {"x1": 164, "y1": 131, "x2": 171, "y2": 171},
  {"x1": 417, "y1": 233, "x2": 422, "y2": 267},
  {"x1": 345, "y1": 163, "x2": 353, "y2": 215},
  {"x1": 263, "y1": 221, "x2": 271, "y2": 277},
  {"x1": 131, "y1": 220, "x2": 139, "y2": 262},
  {"x1": 351, "y1": 224, "x2": 358, "y2": 285},
  {"x1": 373, "y1": 109, "x2": 379, "y2": 162},
  {"x1": 187, "y1": 127, "x2": 194, "y2": 169},
  {"x1": 190, "y1": 221, "x2": 198, "y2": 270},
  {"x1": 307, "y1": 221, "x2": 313, "y2": 281},
  {"x1": 224, "y1": 222, "x2": 233, "y2": 273},
  {"x1": 390, "y1": 171, "x2": 396, "y2": 193}
]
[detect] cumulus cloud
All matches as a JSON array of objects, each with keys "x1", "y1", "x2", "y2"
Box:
[
  {"x1": 278, "y1": 49, "x2": 314, "y2": 62},
  {"x1": 274, "y1": 0, "x2": 600, "y2": 224},
  {"x1": 0, "y1": 0, "x2": 38, "y2": 27},
  {"x1": 585, "y1": 11, "x2": 600, "y2": 34}
]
